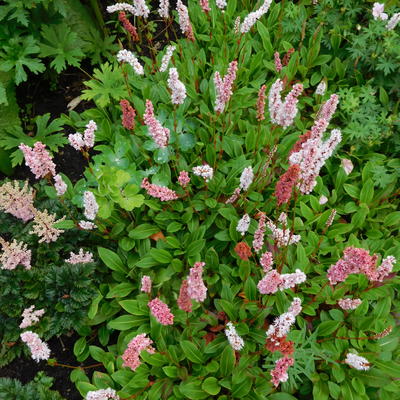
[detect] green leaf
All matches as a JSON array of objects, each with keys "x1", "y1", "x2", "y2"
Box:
[
  {"x1": 119, "y1": 300, "x2": 148, "y2": 315},
  {"x1": 128, "y1": 224, "x2": 160, "y2": 239},
  {"x1": 181, "y1": 340, "x2": 204, "y2": 364},
  {"x1": 220, "y1": 346, "x2": 235, "y2": 376},
  {"x1": 179, "y1": 380, "x2": 208, "y2": 400},
  {"x1": 244, "y1": 277, "x2": 257, "y2": 301},
  {"x1": 98, "y1": 247, "x2": 128, "y2": 273},
  {"x1": 232, "y1": 376, "x2": 252, "y2": 398},
  {"x1": 53, "y1": 219, "x2": 75, "y2": 229},
  {"x1": 107, "y1": 315, "x2": 148, "y2": 330},
  {"x1": 374, "y1": 360, "x2": 400, "y2": 378},
  {"x1": 73, "y1": 337, "x2": 87, "y2": 357},
  {"x1": 186, "y1": 239, "x2": 205, "y2": 258},
  {"x1": 268, "y1": 394, "x2": 298, "y2": 400},
  {"x1": 106, "y1": 282, "x2": 135, "y2": 298},
  {"x1": 149, "y1": 248, "x2": 173, "y2": 264},
  {"x1": 201, "y1": 377, "x2": 220, "y2": 395},
  {"x1": 88, "y1": 292, "x2": 103, "y2": 319},
  {"x1": 317, "y1": 321, "x2": 341, "y2": 336},
  {"x1": 359, "y1": 179, "x2": 374, "y2": 204}
]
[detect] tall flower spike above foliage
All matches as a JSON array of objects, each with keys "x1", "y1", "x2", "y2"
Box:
[
  {"x1": 158, "y1": 0, "x2": 169, "y2": 18},
  {"x1": 239, "y1": 166, "x2": 254, "y2": 191},
  {"x1": 192, "y1": 164, "x2": 213, "y2": 182},
  {"x1": 199, "y1": 0, "x2": 211, "y2": 14},
  {"x1": 68, "y1": 120, "x2": 97, "y2": 151},
  {"x1": 20, "y1": 306, "x2": 45, "y2": 329},
  {"x1": 176, "y1": 0, "x2": 195, "y2": 41},
  {"x1": 274, "y1": 52, "x2": 282, "y2": 72},
  {"x1": 122, "y1": 333, "x2": 155, "y2": 371},
  {"x1": 266, "y1": 219, "x2": 301, "y2": 247},
  {"x1": 143, "y1": 100, "x2": 170, "y2": 147},
  {"x1": 256, "y1": 84, "x2": 266, "y2": 121},
  {"x1": 216, "y1": 0, "x2": 227, "y2": 11},
  {"x1": 317, "y1": 94, "x2": 339, "y2": 123},
  {"x1": 372, "y1": 3, "x2": 388, "y2": 20},
  {"x1": 187, "y1": 262, "x2": 207, "y2": 302},
  {"x1": 274, "y1": 164, "x2": 300, "y2": 206},
  {"x1": 107, "y1": 3, "x2": 136, "y2": 14},
  {"x1": 387, "y1": 13, "x2": 400, "y2": 30},
  {"x1": 141, "y1": 275, "x2": 152, "y2": 293},
  {"x1": 252, "y1": 212, "x2": 266, "y2": 252},
  {"x1": 267, "y1": 297, "x2": 302, "y2": 339},
  {"x1": 0, "y1": 180, "x2": 35, "y2": 222},
  {"x1": 54, "y1": 174, "x2": 67, "y2": 196},
  {"x1": 86, "y1": 388, "x2": 120, "y2": 400},
  {"x1": 117, "y1": 49, "x2": 144, "y2": 75},
  {"x1": 338, "y1": 298, "x2": 362, "y2": 310},
  {"x1": 0, "y1": 237, "x2": 31, "y2": 270},
  {"x1": 20, "y1": 331, "x2": 50, "y2": 362},
  {"x1": 120, "y1": 100, "x2": 136, "y2": 130},
  {"x1": 119, "y1": 11, "x2": 139, "y2": 41},
  {"x1": 30, "y1": 210, "x2": 65, "y2": 243},
  {"x1": 260, "y1": 251, "x2": 273, "y2": 272},
  {"x1": 160, "y1": 45, "x2": 175, "y2": 72},
  {"x1": 19, "y1": 142, "x2": 56, "y2": 179},
  {"x1": 268, "y1": 79, "x2": 303, "y2": 128},
  {"x1": 214, "y1": 60, "x2": 238, "y2": 113},
  {"x1": 177, "y1": 279, "x2": 192, "y2": 312},
  {"x1": 236, "y1": 214, "x2": 251, "y2": 236},
  {"x1": 66, "y1": 249, "x2": 94, "y2": 264},
  {"x1": 168, "y1": 68, "x2": 187, "y2": 105},
  {"x1": 240, "y1": 0, "x2": 273, "y2": 33},
  {"x1": 270, "y1": 356, "x2": 294, "y2": 387},
  {"x1": 141, "y1": 178, "x2": 178, "y2": 201},
  {"x1": 225, "y1": 322, "x2": 244, "y2": 351},
  {"x1": 178, "y1": 171, "x2": 190, "y2": 187},
  {"x1": 83, "y1": 191, "x2": 99, "y2": 221},
  {"x1": 148, "y1": 298, "x2": 174, "y2": 325}
]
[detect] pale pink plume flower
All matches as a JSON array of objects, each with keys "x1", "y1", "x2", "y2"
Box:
[
  {"x1": 158, "y1": 0, "x2": 169, "y2": 18},
  {"x1": 117, "y1": 49, "x2": 144, "y2": 75},
  {"x1": 30, "y1": 210, "x2": 65, "y2": 243},
  {"x1": 225, "y1": 188, "x2": 241, "y2": 204},
  {"x1": 260, "y1": 251, "x2": 273, "y2": 272},
  {"x1": 225, "y1": 322, "x2": 244, "y2": 351},
  {"x1": 20, "y1": 306, "x2": 45, "y2": 329},
  {"x1": 133, "y1": 0, "x2": 150, "y2": 18},
  {"x1": 341, "y1": 158, "x2": 354, "y2": 175},
  {"x1": 167, "y1": 68, "x2": 187, "y2": 105},
  {"x1": 256, "y1": 84, "x2": 267, "y2": 121},
  {"x1": 345, "y1": 353, "x2": 370, "y2": 370},
  {"x1": 187, "y1": 261, "x2": 207, "y2": 302},
  {"x1": 279, "y1": 269, "x2": 307, "y2": 290},
  {"x1": 148, "y1": 298, "x2": 174, "y2": 325},
  {"x1": 257, "y1": 270, "x2": 282, "y2": 294},
  {"x1": 317, "y1": 94, "x2": 339, "y2": 123},
  {"x1": 66, "y1": 249, "x2": 94, "y2": 264},
  {"x1": 338, "y1": 298, "x2": 362, "y2": 310},
  {"x1": 143, "y1": 100, "x2": 170, "y2": 147},
  {"x1": 274, "y1": 52, "x2": 282, "y2": 72},
  {"x1": 192, "y1": 164, "x2": 213, "y2": 182},
  {"x1": 83, "y1": 191, "x2": 98, "y2": 221},
  {"x1": 267, "y1": 297, "x2": 302, "y2": 339},
  {"x1": 68, "y1": 133, "x2": 85, "y2": 151},
  {"x1": 387, "y1": 13, "x2": 400, "y2": 30},
  {"x1": 372, "y1": 3, "x2": 388, "y2": 20},
  {"x1": 141, "y1": 275, "x2": 152, "y2": 293},
  {"x1": 20, "y1": 331, "x2": 50, "y2": 362},
  {"x1": 236, "y1": 214, "x2": 251, "y2": 236},
  {"x1": 216, "y1": 0, "x2": 227, "y2": 10},
  {"x1": 141, "y1": 178, "x2": 178, "y2": 201},
  {"x1": 199, "y1": 0, "x2": 210, "y2": 14},
  {"x1": 122, "y1": 333, "x2": 155, "y2": 371},
  {"x1": 266, "y1": 220, "x2": 301, "y2": 247},
  {"x1": 54, "y1": 174, "x2": 67, "y2": 196},
  {"x1": 120, "y1": 100, "x2": 136, "y2": 130},
  {"x1": 177, "y1": 171, "x2": 190, "y2": 187},
  {"x1": 240, "y1": 0, "x2": 273, "y2": 33},
  {"x1": 288, "y1": 297, "x2": 302, "y2": 316},
  {"x1": 0, "y1": 180, "x2": 35, "y2": 222},
  {"x1": 252, "y1": 213, "x2": 266, "y2": 252},
  {"x1": 79, "y1": 221, "x2": 97, "y2": 230},
  {"x1": 68, "y1": 120, "x2": 97, "y2": 150},
  {"x1": 107, "y1": 3, "x2": 136, "y2": 14},
  {"x1": 19, "y1": 142, "x2": 56, "y2": 179},
  {"x1": 239, "y1": 166, "x2": 254, "y2": 191},
  {"x1": 214, "y1": 60, "x2": 238, "y2": 113},
  {"x1": 176, "y1": 0, "x2": 195, "y2": 41},
  {"x1": 271, "y1": 356, "x2": 294, "y2": 387},
  {"x1": 86, "y1": 388, "x2": 120, "y2": 400},
  {"x1": 0, "y1": 238, "x2": 31, "y2": 270},
  {"x1": 177, "y1": 279, "x2": 192, "y2": 312},
  {"x1": 375, "y1": 255, "x2": 396, "y2": 282},
  {"x1": 160, "y1": 45, "x2": 175, "y2": 72}
]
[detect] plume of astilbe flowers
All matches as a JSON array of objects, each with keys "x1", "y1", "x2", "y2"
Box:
[
  {"x1": 387, "y1": 13, "x2": 400, "y2": 30},
  {"x1": 167, "y1": 68, "x2": 187, "y2": 105},
  {"x1": 19, "y1": 142, "x2": 56, "y2": 179},
  {"x1": 119, "y1": 11, "x2": 139, "y2": 41},
  {"x1": 274, "y1": 52, "x2": 282, "y2": 72},
  {"x1": 160, "y1": 45, "x2": 175, "y2": 72},
  {"x1": 65, "y1": 249, "x2": 94, "y2": 264},
  {"x1": 192, "y1": 164, "x2": 213, "y2": 182},
  {"x1": 54, "y1": 174, "x2": 67, "y2": 196},
  {"x1": 239, "y1": 166, "x2": 254, "y2": 191},
  {"x1": 289, "y1": 128, "x2": 342, "y2": 194},
  {"x1": 344, "y1": 353, "x2": 370, "y2": 371},
  {"x1": 141, "y1": 178, "x2": 178, "y2": 201},
  {"x1": 268, "y1": 79, "x2": 304, "y2": 129},
  {"x1": 187, "y1": 261, "x2": 207, "y2": 302},
  {"x1": 141, "y1": 275, "x2": 152, "y2": 293},
  {"x1": 199, "y1": 0, "x2": 210, "y2": 14},
  {"x1": 107, "y1": 3, "x2": 136, "y2": 14},
  {"x1": 236, "y1": 214, "x2": 251, "y2": 236},
  {"x1": 143, "y1": 100, "x2": 170, "y2": 147},
  {"x1": 274, "y1": 164, "x2": 300, "y2": 206},
  {"x1": 0, "y1": 180, "x2": 35, "y2": 222},
  {"x1": 122, "y1": 333, "x2": 155, "y2": 371},
  {"x1": 83, "y1": 191, "x2": 99, "y2": 221},
  {"x1": 316, "y1": 94, "x2": 339, "y2": 123},
  {"x1": 240, "y1": 0, "x2": 273, "y2": 33},
  {"x1": 256, "y1": 84, "x2": 267, "y2": 121},
  {"x1": 176, "y1": 0, "x2": 195, "y2": 41},
  {"x1": 257, "y1": 269, "x2": 306, "y2": 294},
  {"x1": 20, "y1": 306, "x2": 45, "y2": 329},
  {"x1": 117, "y1": 49, "x2": 144, "y2": 75},
  {"x1": 20, "y1": 331, "x2": 50, "y2": 362},
  {"x1": 252, "y1": 212, "x2": 266, "y2": 252},
  {"x1": 177, "y1": 171, "x2": 190, "y2": 187},
  {"x1": 327, "y1": 247, "x2": 397, "y2": 285},
  {"x1": 214, "y1": 60, "x2": 238, "y2": 113},
  {"x1": 177, "y1": 279, "x2": 192, "y2": 312},
  {"x1": 260, "y1": 251, "x2": 273, "y2": 272},
  {"x1": 30, "y1": 210, "x2": 65, "y2": 243},
  {"x1": 225, "y1": 322, "x2": 244, "y2": 351},
  {"x1": 148, "y1": 298, "x2": 174, "y2": 325},
  {"x1": 68, "y1": 120, "x2": 98, "y2": 151},
  {"x1": 0, "y1": 237, "x2": 31, "y2": 270},
  {"x1": 86, "y1": 388, "x2": 120, "y2": 400},
  {"x1": 120, "y1": 100, "x2": 136, "y2": 130},
  {"x1": 266, "y1": 219, "x2": 301, "y2": 248},
  {"x1": 338, "y1": 298, "x2": 362, "y2": 311},
  {"x1": 270, "y1": 356, "x2": 294, "y2": 387},
  {"x1": 158, "y1": 0, "x2": 169, "y2": 18}
]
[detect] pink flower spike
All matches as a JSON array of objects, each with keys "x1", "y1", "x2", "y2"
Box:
[
  {"x1": 187, "y1": 261, "x2": 207, "y2": 302},
  {"x1": 256, "y1": 84, "x2": 267, "y2": 121},
  {"x1": 66, "y1": 249, "x2": 94, "y2": 264},
  {"x1": 120, "y1": 100, "x2": 136, "y2": 130},
  {"x1": 274, "y1": 52, "x2": 282, "y2": 72},
  {"x1": 345, "y1": 353, "x2": 370, "y2": 371},
  {"x1": 122, "y1": 333, "x2": 155, "y2": 371},
  {"x1": 83, "y1": 120, "x2": 97, "y2": 148},
  {"x1": 86, "y1": 388, "x2": 120, "y2": 400},
  {"x1": 338, "y1": 298, "x2": 362, "y2": 310},
  {"x1": 141, "y1": 178, "x2": 178, "y2": 201},
  {"x1": 20, "y1": 331, "x2": 50, "y2": 362},
  {"x1": 271, "y1": 356, "x2": 294, "y2": 387},
  {"x1": 199, "y1": 0, "x2": 210, "y2": 14},
  {"x1": 20, "y1": 306, "x2": 45, "y2": 329},
  {"x1": 167, "y1": 68, "x2": 187, "y2": 105},
  {"x1": 0, "y1": 237, "x2": 31, "y2": 270},
  {"x1": 148, "y1": 298, "x2": 174, "y2": 325},
  {"x1": 260, "y1": 251, "x2": 273, "y2": 272},
  {"x1": 177, "y1": 279, "x2": 192, "y2": 312},
  {"x1": 54, "y1": 174, "x2": 67, "y2": 196},
  {"x1": 252, "y1": 213, "x2": 266, "y2": 252},
  {"x1": 178, "y1": 171, "x2": 190, "y2": 188},
  {"x1": 257, "y1": 270, "x2": 282, "y2": 294},
  {"x1": 143, "y1": 100, "x2": 170, "y2": 148},
  {"x1": 176, "y1": 0, "x2": 195, "y2": 41},
  {"x1": 214, "y1": 60, "x2": 238, "y2": 114},
  {"x1": 19, "y1": 142, "x2": 56, "y2": 179},
  {"x1": 83, "y1": 191, "x2": 99, "y2": 221},
  {"x1": 0, "y1": 181, "x2": 35, "y2": 222},
  {"x1": 141, "y1": 275, "x2": 152, "y2": 293}
]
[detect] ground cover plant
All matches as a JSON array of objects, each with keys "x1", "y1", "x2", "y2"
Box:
[{"x1": 0, "y1": 0, "x2": 400, "y2": 399}]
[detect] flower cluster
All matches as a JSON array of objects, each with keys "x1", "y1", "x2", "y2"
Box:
[
  {"x1": 274, "y1": 164, "x2": 300, "y2": 205},
  {"x1": 118, "y1": 11, "x2": 139, "y2": 41},
  {"x1": 270, "y1": 356, "x2": 294, "y2": 387},
  {"x1": 256, "y1": 84, "x2": 267, "y2": 121},
  {"x1": 86, "y1": 388, "x2": 120, "y2": 400},
  {"x1": 83, "y1": 191, "x2": 99, "y2": 221},
  {"x1": 177, "y1": 279, "x2": 192, "y2": 312},
  {"x1": 167, "y1": 68, "x2": 187, "y2": 105},
  {"x1": 236, "y1": 213, "x2": 251, "y2": 236},
  {"x1": 338, "y1": 298, "x2": 362, "y2": 311},
  {"x1": 160, "y1": 45, "x2": 175, "y2": 72},
  {"x1": 20, "y1": 306, "x2": 45, "y2": 329},
  {"x1": 106, "y1": 3, "x2": 136, "y2": 14},
  {"x1": 158, "y1": 0, "x2": 169, "y2": 18},
  {"x1": 372, "y1": 3, "x2": 388, "y2": 20},
  {"x1": 192, "y1": 164, "x2": 213, "y2": 182},
  {"x1": 199, "y1": 0, "x2": 210, "y2": 14},
  {"x1": 68, "y1": 120, "x2": 98, "y2": 151},
  {"x1": 387, "y1": 13, "x2": 400, "y2": 30},
  {"x1": 122, "y1": 333, "x2": 155, "y2": 371},
  {"x1": 20, "y1": 331, "x2": 50, "y2": 362},
  {"x1": 214, "y1": 60, "x2": 238, "y2": 113},
  {"x1": 274, "y1": 52, "x2": 282, "y2": 72},
  {"x1": 240, "y1": 0, "x2": 273, "y2": 33},
  {"x1": 148, "y1": 298, "x2": 174, "y2": 325},
  {"x1": 54, "y1": 174, "x2": 67, "y2": 196},
  {"x1": 225, "y1": 322, "x2": 244, "y2": 351},
  {"x1": 143, "y1": 100, "x2": 170, "y2": 147},
  {"x1": 30, "y1": 210, "x2": 65, "y2": 243},
  {"x1": 120, "y1": 100, "x2": 136, "y2": 130},
  {"x1": 176, "y1": 0, "x2": 195, "y2": 41},
  {"x1": 177, "y1": 171, "x2": 190, "y2": 187},
  {"x1": 266, "y1": 220, "x2": 301, "y2": 247},
  {"x1": 19, "y1": 142, "x2": 56, "y2": 179},
  {"x1": 117, "y1": 49, "x2": 144, "y2": 75},
  {"x1": 141, "y1": 275, "x2": 152, "y2": 293},
  {"x1": 0, "y1": 180, "x2": 35, "y2": 222},
  {"x1": 0, "y1": 237, "x2": 31, "y2": 270},
  {"x1": 267, "y1": 298, "x2": 302, "y2": 339},
  {"x1": 344, "y1": 353, "x2": 370, "y2": 371},
  {"x1": 234, "y1": 241, "x2": 252, "y2": 261},
  {"x1": 315, "y1": 80, "x2": 327, "y2": 95},
  {"x1": 66, "y1": 249, "x2": 94, "y2": 264},
  {"x1": 260, "y1": 251, "x2": 273, "y2": 272},
  {"x1": 258, "y1": 269, "x2": 306, "y2": 294},
  {"x1": 141, "y1": 178, "x2": 178, "y2": 201},
  {"x1": 187, "y1": 262, "x2": 207, "y2": 302},
  {"x1": 252, "y1": 213, "x2": 266, "y2": 252}
]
